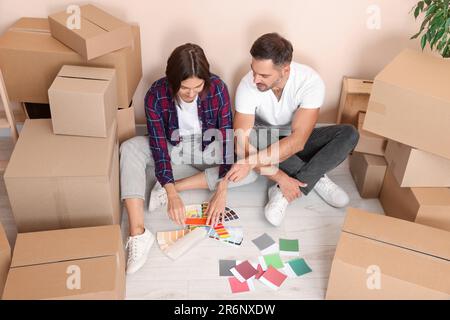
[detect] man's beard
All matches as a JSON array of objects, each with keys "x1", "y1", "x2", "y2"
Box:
[{"x1": 256, "y1": 77, "x2": 282, "y2": 92}]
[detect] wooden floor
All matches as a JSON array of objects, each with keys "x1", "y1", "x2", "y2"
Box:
[{"x1": 0, "y1": 137, "x2": 385, "y2": 300}]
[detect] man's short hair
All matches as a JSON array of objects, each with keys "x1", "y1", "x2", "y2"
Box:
[{"x1": 250, "y1": 33, "x2": 293, "y2": 66}]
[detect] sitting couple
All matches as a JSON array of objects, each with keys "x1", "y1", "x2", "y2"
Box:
[{"x1": 120, "y1": 33, "x2": 359, "y2": 274}]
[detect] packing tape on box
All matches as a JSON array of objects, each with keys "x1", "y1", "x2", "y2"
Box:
[
  {"x1": 164, "y1": 227, "x2": 207, "y2": 260},
  {"x1": 9, "y1": 27, "x2": 50, "y2": 34}
]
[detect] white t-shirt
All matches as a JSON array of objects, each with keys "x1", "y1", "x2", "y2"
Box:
[
  {"x1": 176, "y1": 96, "x2": 202, "y2": 136},
  {"x1": 235, "y1": 62, "x2": 325, "y2": 126}
]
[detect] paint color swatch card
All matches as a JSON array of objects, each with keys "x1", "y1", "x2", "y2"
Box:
[
  {"x1": 228, "y1": 277, "x2": 255, "y2": 294},
  {"x1": 230, "y1": 260, "x2": 258, "y2": 283},
  {"x1": 207, "y1": 226, "x2": 243, "y2": 246},
  {"x1": 259, "y1": 266, "x2": 288, "y2": 290},
  {"x1": 252, "y1": 233, "x2": 278, "y2": 254},
  {"x1": 163, "y1": 227, "x2": 207, "y2": 260},
  {"x1": 223, "y1": 206, "x2": 239, "y2": 222},
  {"x1": 283, "y1": 258, "x2": 312, "y2": 278},
  {"x1": 213, "y1": 223, "x2": 230, "y2": 239},
  {"x1": 219, "y1": 260, "x2": 237, "y2": 277},
  {"x1": 184, "y1": 204, "x2": 207, "y2": 225},
  {"x1": 258, "y1": 253, "x2": 285, "y2": 270},
  {"x1": 255, "y1": 264, "x2": 264, "y2": 280},
  {"x1": 279, "y1": 238, "x2": 300, "y2": 256},
  {"x1": 157, "y1": 229, "x2": 191, "y2": 252}
]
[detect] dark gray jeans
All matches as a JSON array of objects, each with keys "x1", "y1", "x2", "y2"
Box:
[{"x1": 254, "y1": 124, "x2": 359, "y2": 196}]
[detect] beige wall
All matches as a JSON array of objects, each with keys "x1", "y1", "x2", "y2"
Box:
[{"x1": 0, "y1": 0, "x2": 424, "y2": 124}]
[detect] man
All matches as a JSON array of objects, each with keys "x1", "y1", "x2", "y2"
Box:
[{"x1": 226, "y1": 33, "x2": 359, "y2": 226}]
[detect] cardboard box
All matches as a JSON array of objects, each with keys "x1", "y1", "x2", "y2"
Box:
[
  {"x1": 117, "y1": 106, "x2": 136, "y2": 144},
  {"x1": 0, "y1": 223, "x2": 11, "y2": 298},
  {"x1": 49, "y1": 4, "x2": 133, "y2": 60},
  {"x1": 49, "y1": 65, "x2": 118, "y2": 138},
  {"x1": 380, "y1": 168, "x2": 450, "y2": 231},
  {"x1": 384, "y1": 140, "x2": 450, "y2": 187},
  {"x1": 326, "y1": 208, "x2": 450, "y2": 300},
  {"x1": 354, "y1": 112, "x2": 387, "y2": 156},
  {"x1": 363, "y1": 49, "x2": 450, "y2": 160},
  {"x1": 3, "y1": 119, "x2": 120, "y2": 233},
  {"x1": 349, "y1": 152, "x2": 387, "y2": 198},
  {"x1": 2, "y1": 225, "x2": 125, "y2": 300},
  {"x1": 336, "y1": 77, "x2": 373, "y2": 126},
  {"x1": 0, "y1": 18, "x2": 142, "y2": 108}
]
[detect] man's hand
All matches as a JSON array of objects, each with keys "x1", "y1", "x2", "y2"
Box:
[
  {"x1": 167, "y1": 193, "x2": 186, "y2": 226},
  {"x1": 225, "y1": 159, "x2": 254, "y2": 183},
  {"x1": 205, "y1": 181, "x2": 228, "y2": 226},
  {"x1": 277, "y1": 174, "x2": 308, "y2": 203}
]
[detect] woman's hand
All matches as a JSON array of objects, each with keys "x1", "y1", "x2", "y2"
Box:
[
  {"x1": 205, "y1": 180, "x2": 228, "y2": 226},
  {"x1": 165, "y1": 185, "x2": 186, "y2": 226}
]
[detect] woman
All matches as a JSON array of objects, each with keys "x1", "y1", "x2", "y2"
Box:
[{"x1": 120, "y1": 43, "x2": 257, "y2": 274}]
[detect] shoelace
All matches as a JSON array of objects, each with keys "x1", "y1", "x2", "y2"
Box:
[
  {"x1": 126, "y1": 237, "x2": 141, "y2": 261},
  {"x1": 157, "y1": 189, "x2": 167, "y2": 205},
  {"x1": 269, "y1": 189, "x2": 288, "y2": 215},
  {"x1": 317, "y1": 177, "x2": 338, "y2": 194}
]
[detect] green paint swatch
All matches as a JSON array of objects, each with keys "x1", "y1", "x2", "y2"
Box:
[
  {"x1": 288, "y1": 258, "x2": 312, "y2": 276},
  {"x1": 263, "y1": 253, "x2": 284, "y2": 269},
  {"x1": 279, "y1": 239, "x2": 299, "y2": 253}
]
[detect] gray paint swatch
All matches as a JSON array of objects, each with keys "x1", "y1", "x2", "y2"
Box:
[
  {"x1": 219, "y1": 259, "x2": 237, "y2": 277},
  {"x1": 252, "y1": 233, "x2": 276, "y2": 251}
]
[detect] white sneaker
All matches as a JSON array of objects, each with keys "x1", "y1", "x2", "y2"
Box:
[
  {"x1": 126, "y1": 228, "x2": 155, "y2": 275},
  {"x1": 313, "y1": 174, "x2": 349, "y2": 208},
  {"x1": 149, "y1": 181, "x2": 168, "y2": 212},
  {"x1": 264, "y1": 184, "x2": 289, "y2": 227}
]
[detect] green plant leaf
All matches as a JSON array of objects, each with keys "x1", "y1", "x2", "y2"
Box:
[
  {"x1": 431, "y1": 28, "x2": 445, "y2": 49},
  {"x1": 415, "y1": 2, "x2": 425, "y2": 18},
  {"x1": 421, "y1": 34, "x2": 428, "y2": 49}
]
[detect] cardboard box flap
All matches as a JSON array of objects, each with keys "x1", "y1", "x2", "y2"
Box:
[
  {"x1": 4, "y1": 256, "x2": 119, "y2": 300},
  {"x1": 375, "y1": 49, "x2": 450, "y2": 102},
  {"x1": 335, "y1": 232, "x2": 450, "y2": 296},
  {"x1": 58, "y1": 65, "x2": 116, "y2": 81},
  {"x1": 4, "y1": 119, "x2": 116, "y2": 178},
  {"x1": 49, "y1": 5, "x2": 130, "y2": 38},
  {"x1": 346, "y1": 78, "x2": 373, "y2": 94},
  {"x1": 0, "y1": 20, "x2": 70, "y2": 53},
  {"x1": 11, "y1": 225, "x2": 122, "y2": 268},
  {"x1": 0, "y1": 224, "x2": 9, "y2": 253},
  {"x1": 364, "y1": 153, "x2": 387, "y2": 167},
  {"x1": 412, "y1": 188, "x2": 450, "y2": 206},
  {"x1": 9, "y1": 17, "x2": 50, "y2": 33},
  {"x1": 343, "y1": 208, "x2": 450, "y2": 260},
  {"x1": 81, "y1": 4, "x2": 130, "y2": 31}
]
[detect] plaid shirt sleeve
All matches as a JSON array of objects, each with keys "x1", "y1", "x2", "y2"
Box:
[
  {"x1": 144, "y1": 88, "x2": 175, "y2": 187},
  {"x1": 216, "y1": 80, "x2": 233, "y2": 179}
]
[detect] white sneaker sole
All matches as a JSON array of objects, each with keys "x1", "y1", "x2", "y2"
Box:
[
  {"x1": 313, "y1": 189, "x2": 349, "y2": 208},
  {"x1": 126, "y1": 234, "x2": 155, "y2": 275}
]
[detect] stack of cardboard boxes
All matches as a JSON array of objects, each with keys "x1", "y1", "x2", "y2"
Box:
[
  {"x1": 338, "y1": 77, "x2": 388, "y2": 199},
  {"x1": 0, "y1": 4, "x2": 142, "y2": 299},
  {"x1": 328, "y1": 49, "x2": 450, "y2": 299}
]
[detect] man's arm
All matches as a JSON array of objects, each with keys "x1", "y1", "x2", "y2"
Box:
[
  {"x1": 246, "y1": 107, "x2": 319, "y2": 168},
  {"x1": 232, "y1": 111, "x2": 287, "y2": 183}
]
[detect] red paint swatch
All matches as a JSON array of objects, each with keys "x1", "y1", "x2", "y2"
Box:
[
  {"x1": 230, "y1": 260, "x2": 258, "y2": 282},
  {"x1": 260, "y1": 266, "x2": 288, "y2": 290},
  {"x1": 228, "y1": 277, "x2": 253, "y2": 293},
  {"x1": 185, "y1": 217, "x2": 208, "y2": 225},
  {"x1": 255, "y1": 264, "x2": 264, "y2": 280}
]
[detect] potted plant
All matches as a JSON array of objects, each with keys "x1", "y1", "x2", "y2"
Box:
[{"x1": 410, "y1": 0, "x2": 450, "y2": 57}]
